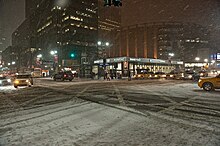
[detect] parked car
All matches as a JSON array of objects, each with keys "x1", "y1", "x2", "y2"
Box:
[
  {"x1": 198, "y1": 74, "x2": 220, "y2": 91},
  {"x1": 53, "y1": 71, "x2": 74, "y2": 81},
  {"x1": 183, "y1": 71, "x2": 194, "y2": 80},
  {"x1": 148, "y1": 72, "x2": 160, "y2": 79},
  {"x1": 208, "y1": 70, "x2": 219, "y2": 77},
  {"x1": 13, "y1": 74, "x2": 33, "y2": 88},
  {"x1": 154, "y1": 72, "x2": 167, "y2": 78},
  {"x1": 198, "y1": 70, "x2": 208, "y2": 77},
  {"x1": 133, "y1": 73, "x2": 149, "y2": 79},
  {"x1": 0, "y1": 76, "x2": 12, "y2": 86}
]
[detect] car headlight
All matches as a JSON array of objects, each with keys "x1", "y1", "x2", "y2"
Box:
[
  {"x1": 198, "y1": 79, "x2": 202, "y2": 82},
  {"x1": 138, "y1": 75, "x2": 141, "y2": 77},
  {"x1": 7, "y1": 79, "x2": 11, "y2": 82},
  {"x1": 149, "y1": 75, "x2": 152, "y2": 77},
  {"x1": 155, "y1": 75, "x2": 158, "y2": 77},
  {"x1": 200, "y1": 73, "x2": 203, "y2": 76},
  {"x1": 14, "y1": 80, "x2": 19, "y2": 84},
  {"x1": 26, "y1": 80, "x2": 29, "y2": 82},
  {"x1": 181, "y1": 73, "x2": 184, "y2": 77},
  {"x1": 188, "y1": 75, "x2": 192, "y2": 78},
  {"x1": 170, "y1": 75, "x2": 174, "y2": 77}
]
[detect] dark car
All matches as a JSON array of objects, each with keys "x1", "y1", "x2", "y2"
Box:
[{"x1": 53, "y1": 71, "x2": 74, "y2": 81}]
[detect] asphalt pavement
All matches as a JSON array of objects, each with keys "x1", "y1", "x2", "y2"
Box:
[{"x1": 0, "y1": 78, "x2": 220, "y2": 145}]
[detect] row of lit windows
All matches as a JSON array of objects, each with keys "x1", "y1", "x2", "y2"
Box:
[
  {"x1": 51, "y1": 6, "x2": 62, "y2": 11},
  {"x1": 105, "y1": 19, "x2": 121, "y2": 25},
  {"x1": 37, "y1": 21, "x2": 52, "y2": 32},
  {"x1": 63, "y1": 40, "x2": 96, "y2": 47},
  {"x1": 99, "y1": 25, "x2": 112, "y2": 31},
  {"x1": 158, "y1": 28, "x2": 184, "y2": 32},
  {"x1": 76, "y1": 11, "x2": 92, "y2": 18},
  {"x1": 86, "y1": 8, "x2": 96, "y2": 14},
  {"x1": 70, "y1": 23, "x2": 97, "y2": 30},
  {"x1": 185, "y1": 39, "x2": 208, "y2": 43},
  {"x1": 99, "y1": 20, "x2": 120, "y2": 28},
  {"x1": 63, "y1": 16, "x2": 84, "y2": 22}
]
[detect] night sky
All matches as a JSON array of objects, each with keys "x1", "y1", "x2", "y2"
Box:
[
  {"x1": 0, "y1": 0, "x2": 220, "y2": 51},
  {"x1": 122, "y1": 0, "x2": 220, "y2": 28},
  {"x1": 0, "y1": 0, "x2": 25, "y2": 51}
]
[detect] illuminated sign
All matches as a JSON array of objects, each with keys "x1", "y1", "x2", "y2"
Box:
[
  {"x1": 150, "y1": 59, "x2": 166, "y2": 63},
  {"x1": 129, "y1": 58, "x2": 141, "y2": 62},
  {"x1": 94, "y1": 60, "x2": 103, "y2": 64},
  {"x1": 113, "y1": 57, "x2": 127, "y2": 62},
  {"x1": 217, "y1": 53, "x2": 220, "y2": 60}
]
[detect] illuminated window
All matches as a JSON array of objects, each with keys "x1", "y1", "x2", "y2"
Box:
[
  {"x1": 37, "y1": 21, "x2": 52, "y2": 32},
  {"x1": 70, "y1": 16, "x2": 83, "y2": 21},
  {"x1": 63, "y1": 16, "x2": 69, "y2": 21}
]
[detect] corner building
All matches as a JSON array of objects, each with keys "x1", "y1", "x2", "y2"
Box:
[
  {"x1": 12, "y1": 0, "x2": 98, "y2": 76},
  {"x1": 109, "y1": 22, "x2": 210, "y2": 62}
]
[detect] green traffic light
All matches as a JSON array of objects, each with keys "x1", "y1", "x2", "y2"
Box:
[{"x1": 70, "y1": 53, "x2": 76, "y2": 58}]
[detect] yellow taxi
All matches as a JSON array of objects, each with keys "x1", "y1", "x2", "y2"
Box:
[
  {"x1": 133, "y1": 72, "x2": 154, "y2": 79},
  {"x1": 198, "y1": 74, "x2": 220, "y2": 91}
]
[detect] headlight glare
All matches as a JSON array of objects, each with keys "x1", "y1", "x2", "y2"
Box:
[{"x1": 14, "y1": 80, "x2": 19, "y2": 84}]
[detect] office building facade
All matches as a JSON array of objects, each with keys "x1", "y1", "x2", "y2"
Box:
[{"x1": 11, "y1": 0, "x2": 99, "y2": 76}]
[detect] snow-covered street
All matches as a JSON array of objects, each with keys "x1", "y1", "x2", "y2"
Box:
[{"x1": 0, "y1": 79, "x2": 220, "y2": 146}]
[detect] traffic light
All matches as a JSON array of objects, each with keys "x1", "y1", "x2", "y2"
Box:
[
  {"x1": 70, "y1": 52, "x2": 75, "y2": 59},
  {"x1": 112, "y1": 0, "x2": 122, "y2": 7},
  {"x1": 104, "y1": 0, "x2": 111, "y2": 6},
  {"x1": 104, "y1": 0, "x2": 122, "y2": 7}
]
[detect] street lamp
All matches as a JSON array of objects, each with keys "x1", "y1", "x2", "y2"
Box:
[
  {"x1": 50, "y1": 50, "x2": 57, "y2": 55},
  {"x1": 12, "y1": 61, "x2": 16, "y2": 65},
  {"x1": 37, "y1": 54, "x2": 42, "y2": 58},
  {"x1": 195, "y1": 57, "x2": 200, "y2": 61},
  {"x1": 105, "y1": 42, "x2": 110, "y2": 46},
  {"x1": 50, "y1": 50, "x2": 58, "y2": 72},
  {"x1": 97, "y1": 41, "x2": 102, "y2": 46},
  {"x1": 168, "y1": 53, "x2": 175, "y2": 57}
]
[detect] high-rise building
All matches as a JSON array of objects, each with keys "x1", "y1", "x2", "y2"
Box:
[
  {"x1": 98, "y1": 0, "x2": 121, "y2": 58},
  {"x1": 0, "y1": 2, "x2": 6, "y2": 51},
  {"x1": 25, "y1": 0, "x2": 41, "y2": 18},
  {"x1": 12, "y1": 0, "x2": 98, "y2": 76}
]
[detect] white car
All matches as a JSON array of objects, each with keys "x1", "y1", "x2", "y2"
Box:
[{"x1": 0, "y1": 76, "x2": 12, "y2": 86}]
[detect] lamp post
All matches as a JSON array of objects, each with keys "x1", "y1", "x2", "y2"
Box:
[
  {"x1": 36, "y1": 54, "x2": 42, "y2": 67},
  {"x1": 168, "y1": 53, "x2": 175, "y2": 65},
  {"x1": 97, "y1": 41, "x2": 111, "y2": 79},
  {"x1": 50, "y1": 50, "x2": 58, "y2": 73}
]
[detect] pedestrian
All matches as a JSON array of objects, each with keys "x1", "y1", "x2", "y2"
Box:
[
  {"x1": 128, "y1": 70, "x2": 131, "y2": 81},
  {"x1": 107, "y1": 73, "x2": 111, "y2": 81},
  {"x1": 104, "y1": 70, "x2": 108, "y2": 80}
]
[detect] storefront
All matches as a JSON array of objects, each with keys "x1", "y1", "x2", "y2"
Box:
[{"x1": 93, "y1": 57, "x2": 183, "y2": 78}]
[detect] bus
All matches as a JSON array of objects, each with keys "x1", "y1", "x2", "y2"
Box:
[{"x1": 32, "y1": 68, "x2": 42, "y2": 77}]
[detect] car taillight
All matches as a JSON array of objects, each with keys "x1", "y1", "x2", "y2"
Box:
[{"x1": 64, "y1": 74, "x2": 67, "y2": 77}]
